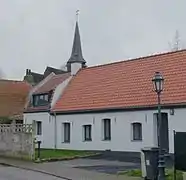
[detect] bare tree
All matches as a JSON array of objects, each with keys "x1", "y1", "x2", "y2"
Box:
[{"x1": 169, "y1": 30, "x2": 185, "y2": 51}]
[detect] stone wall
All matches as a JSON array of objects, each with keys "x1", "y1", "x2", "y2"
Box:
[{"x1": 0, "y1": 124, "x2": 35, "y2": 160}]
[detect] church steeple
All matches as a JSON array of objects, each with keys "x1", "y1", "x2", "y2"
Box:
[{"x1": 67, "y1": 10, "x2": 86, "y2": 74}]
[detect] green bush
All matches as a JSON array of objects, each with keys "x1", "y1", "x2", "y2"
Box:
[
  {"x1": 118, "y1": 169, "x2": 183, "y2": 180},
  {"x1": 0, "y1": 117, "x2": 12, "y2": 124},
  {"x1": 126, "y1": 169, "x2": 142, "y2": 177}
]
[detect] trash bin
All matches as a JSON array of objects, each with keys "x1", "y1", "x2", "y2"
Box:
[{"x1": 141, "y1": 147, "x2": 159, "y2": 180}]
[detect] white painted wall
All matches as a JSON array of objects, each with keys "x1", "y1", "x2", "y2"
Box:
[
  {"x1": 24, "y1": 112, "x2": 55, "y2": 149},
  {"x1": 56, "y1": 110, "x2": 154, "y2": 152},
  {"x1": 55, "y1": 108, "x2": 186, "y2": 153},
  {"x1": 23, "y1": 108, "x2": 186, "y2": 153},
  {"x1": 71, "y1": 63, "x2": 82, "y2": 75}
]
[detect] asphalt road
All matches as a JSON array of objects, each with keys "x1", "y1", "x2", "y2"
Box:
[{"x1": 0, "y1": 165, "x2": 65, "y2": 180}]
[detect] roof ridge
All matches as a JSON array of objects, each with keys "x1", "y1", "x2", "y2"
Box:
[
  {"x1": 53, "y1": 72, "x2": 70, "y2": 77},
  {"x1": 46, "y1": 66, "x2": 62, "y2": 70},
  {"x1": 83, "y1": 49, "x2": 186, "y2": 71}
]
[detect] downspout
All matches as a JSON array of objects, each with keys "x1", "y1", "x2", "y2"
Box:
[{"x1": 54, "y1": 112, "x2": 57, "y2": 149}]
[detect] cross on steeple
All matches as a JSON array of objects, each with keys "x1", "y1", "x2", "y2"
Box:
[{"x1": 76, "y1": 10, "x2": 80, "y2": 22}]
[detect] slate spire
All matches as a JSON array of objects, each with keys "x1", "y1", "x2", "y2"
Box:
[{"x1": 67, "y1": 11, "x2": 86, "y2": 71}]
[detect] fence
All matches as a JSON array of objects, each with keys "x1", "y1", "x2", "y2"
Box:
[{"x1": 0, "y1": 123, "x2": 35, "y2": 160}]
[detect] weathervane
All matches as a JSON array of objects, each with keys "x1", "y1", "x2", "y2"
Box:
[{"x1": 76, "y1": 10, "x2": 80, "y2": 22}]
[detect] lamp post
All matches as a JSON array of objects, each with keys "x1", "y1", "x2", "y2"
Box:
[{"x1": 152, "y1": 72, "x2": 165, "y2": 180}]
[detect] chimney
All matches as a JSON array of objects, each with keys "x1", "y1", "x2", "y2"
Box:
[
  {"x1": 24, "y1": 69, "x2": 34, "y2": 85},
  {"x1": 26, "y1": 69, "x2": 29, "y2": 75}
]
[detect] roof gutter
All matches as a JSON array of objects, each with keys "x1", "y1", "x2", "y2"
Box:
[{"x1": 24, "y1": 109, "x2": 50, "y2": 114}]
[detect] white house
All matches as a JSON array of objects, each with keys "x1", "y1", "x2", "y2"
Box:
[
  {"x1": 24, "y1": 18, "x2": 186, "y2": 155},
  {"x1": 51, "y1": 49, "x2": 186, "y2": 154}
]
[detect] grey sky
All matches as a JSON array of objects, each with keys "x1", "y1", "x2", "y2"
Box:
[{"x1": 0, "y1": 0, "x2": 185, "y2": 80}]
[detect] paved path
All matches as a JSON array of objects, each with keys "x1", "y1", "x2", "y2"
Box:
[
  {"x1": 0, "y1": 158, "x2": 142, "y2": 180},
  {"x1": 52, "y1": 158, "x2": 140, "y2": 174},
  {"x1": 0, "y1": 165, "x2": 64, "y2": 180}
]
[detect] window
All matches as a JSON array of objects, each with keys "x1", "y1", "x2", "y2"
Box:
[
  {"x1": 132, "y1": 123, "x2": 142, "y2": 141},
  {"x1": 44, "y1": 94, "x2": 49, "y2": 101},
  {"x1": 33, "y1": 94, "x2": 49, "y2": 107},
  {"x1": 63, "y1": 123, "x2": 70, "y2": 143},
  {"x1": 33, "y1": 95, "x2": 39, "y2": 106},
  {"x1": 36, "y1": 121, "x2": 42, "y2": 135},
  {"x1": 103, "y1": 119, "x2": 111, "y2": 140},
  {"x1": 83, "y1": 125, "x2": 92, "y2": 141}
]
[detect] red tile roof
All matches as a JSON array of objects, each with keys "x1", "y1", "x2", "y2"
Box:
[
  {"x1": 34, "y1": 73, "x2": 70, "y2": 94},
  {"x1": 53, "y1": 49, "x2": 186, "y2": 112},
  {"x1": 0, "y1": 80, "x2": 31, "y2": 118}
]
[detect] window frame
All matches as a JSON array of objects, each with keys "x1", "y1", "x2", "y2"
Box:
[
  {"x1": 83, "y1": 125, "x2": 92, "y2": 142},
  {"x1": 33, "y1": 93, "x2": 49, "y2": 107},
  {"x1": 131, "y1": 122, "x2": 142, "y2": 141},
  {"x1": 102, "y1": 119, "x2": 111, "y2": 141},
  {"x1": 62, "y1": 122, "x2": 71, "y2": 143},
  {"x1": 36, "y1": 121, "x2": 42, "y2": 135}
]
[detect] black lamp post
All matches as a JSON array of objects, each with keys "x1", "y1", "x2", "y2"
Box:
[{"x1": 152, "y1": 72, "x2": 165, "y2": 180}]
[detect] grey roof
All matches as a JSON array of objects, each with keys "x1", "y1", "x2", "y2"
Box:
[
  {"x1": 44, "y1": 66, "x2": 66, "y2": 77},
  {"x1": 67, "y1": 22, "x2": 86, "y2": 64},
  {"x1": 30, "y1": 72, "x2": 44, "y2": 84},
  {"x1": 24, "y1": 66, "x2": 67, "y2": 85}
]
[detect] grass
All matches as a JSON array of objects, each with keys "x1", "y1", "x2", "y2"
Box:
[
  {"x1": 118, "y1": 169, "x2": 183, "y2": 180},
  {"x1": 35, "y1": 149, "x2": 96, "y2": 160},
  {"x1": 118, "y1": 169, "x2": 142, "y2": 177},
  {"x1": 165, "y1": 169, "x2": 183, "y2": 180}
]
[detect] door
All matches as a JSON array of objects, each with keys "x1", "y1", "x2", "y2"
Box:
[
  {"x1": 153, "y1": 113, "x2": 169, "y2": 153},
  {"x1": 174, "y1": 131, "x2": 186, "y2": 171}
]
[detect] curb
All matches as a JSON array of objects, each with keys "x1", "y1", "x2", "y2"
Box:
[
  {"x1": 0, "y1": 162, "x2": 72, "y2": 180},
  {"x1": 34, "y1": 153, "x2": 101, "y2": 163}
]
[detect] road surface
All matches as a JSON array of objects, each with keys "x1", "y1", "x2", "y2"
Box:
[{"x1": 0, "y1": 165, "x2": 65, "y2": 180}]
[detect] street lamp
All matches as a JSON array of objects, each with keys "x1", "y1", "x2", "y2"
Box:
[{"x1": 152, "y1": 72, "x2": 165, "y2": 180}]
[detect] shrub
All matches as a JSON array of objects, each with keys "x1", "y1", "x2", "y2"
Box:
[{"x1": 0, "y1": 117, "x2": 12, "y2": 124}]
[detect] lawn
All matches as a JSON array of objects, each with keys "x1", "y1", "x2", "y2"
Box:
[
  {"x1": 118, "y1": 169, "x2": 183, "y2": 180},
  {"x1": 35, "y1": 149, "x2": 96, "y2": 160}
]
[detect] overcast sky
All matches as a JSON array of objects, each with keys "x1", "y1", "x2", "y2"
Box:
[{"x1": 0, "y1": 0, "x2": 186, "y2": 80}]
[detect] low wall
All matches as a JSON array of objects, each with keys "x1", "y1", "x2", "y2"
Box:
[{"x1": 0, "y1": 124, "x2": 35, "y2": 160}]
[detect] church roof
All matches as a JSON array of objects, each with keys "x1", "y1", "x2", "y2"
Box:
[
  {"x1": 67, "y1": 22, "x2": 86, "y2": 64},
  {"x1": 53, "y1": 49, "x2": 186, "y2": 113}
]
